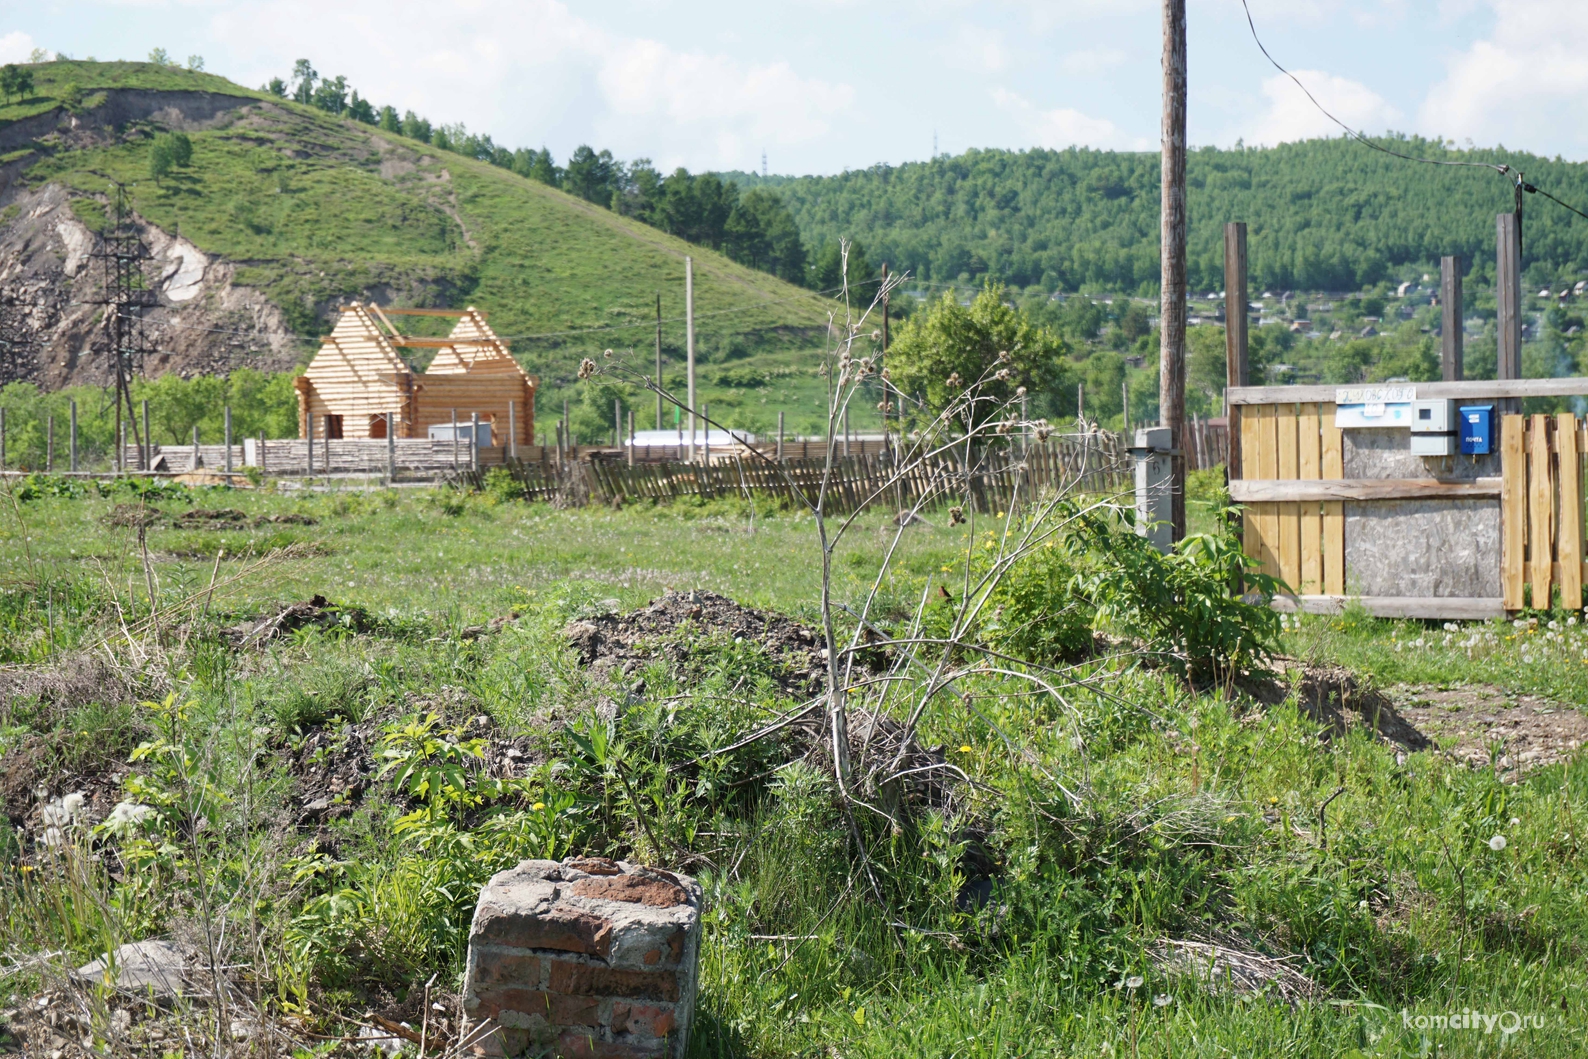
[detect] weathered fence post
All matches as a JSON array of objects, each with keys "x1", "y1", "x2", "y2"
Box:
[
  {"x1": 69, "y1": 399, "x2": 78, "y2": 472},
  {"x1": 259, "y1": 430, "x2": 267, "y2": 476},
  {"x1": 192, "y1": 424, "x2": 200, "y2": 470},
  {"x1": 142, "y1": 400, "x2": 151, "y2": 472},
  {"x1": 307, "y1": 410, "x2": 316, "y2": 478},
  {"x1": 471, "y1": 411, "x2": 481, "y2": 472},
  {"x1": 388, "y1": 412, "x2": 397, "y2": 481},
  {"x1": 224, "y1": 405, "x2": 233, "y2": 473},
  {"x1": 777, "y1": 410, "x2": 785, "y2": 461},
  {"x1": 628, "y1": 410, "x2": 635, "y2": 467},
  {"x1": 1441, "y1": 255, "x2": 1464, "y2": 381},
  {"x1": 1224, "y1": 221, "x2": 1248, "y2": 479},
  {"x1": 46, "y1": 415, "x2": 54, "y2": 472},
  {"x1": 507, "y1": 400, "x2": 517, "y2": 461}
]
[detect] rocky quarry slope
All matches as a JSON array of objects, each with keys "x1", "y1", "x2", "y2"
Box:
[{"x1": 0, "y1": 89, "x2": 303, "y2": 389}]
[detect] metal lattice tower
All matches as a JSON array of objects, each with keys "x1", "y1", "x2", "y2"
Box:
[{"x1": 90, "y1": 184, "x2": 158, "y2": 470}]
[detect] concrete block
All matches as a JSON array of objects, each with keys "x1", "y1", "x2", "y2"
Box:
[{"x1": 463, "y1": 857, "x2": 701, "y2": 1058}]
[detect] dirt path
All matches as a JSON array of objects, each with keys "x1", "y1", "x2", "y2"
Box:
[{"x1": 1384, "y1": 683, "x2": 1588, "y2": 778}]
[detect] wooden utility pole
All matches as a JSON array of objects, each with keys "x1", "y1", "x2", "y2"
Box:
[
  {"x1": 880, "y1": 262, "x2": 891, "y2": 443},
  {"x1": 654, "y1": 293, "x2": 663, "y2": 429},
  {"x1": 1160, "y1": 0, "x2": 1188, "y2": 540},
  {"x1": 1496, "y1": 214, "x2": 1522, "y2": 389},
  {"x1": 1224, "y1": 222, "x2": 1248, "y2": 479},
  {"x1": 1441, "y1": 255, "x2": 1463, "y2": 381},
  {"x1": 685, "y1": 257, "x2": 697, "y2": 462}
]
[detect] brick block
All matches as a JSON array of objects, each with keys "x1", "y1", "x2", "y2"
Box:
[
  {"x1": 548, "y1": 959, "x2": 679, "y2": 1002},
  {"x1": 463, "y1": 857, "x2": 701, "y2": 1058}
]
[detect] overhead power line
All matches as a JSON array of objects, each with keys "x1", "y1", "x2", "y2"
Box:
[{"x1": 1237, "y1": 0, "x2": 1588, "y2": 231}]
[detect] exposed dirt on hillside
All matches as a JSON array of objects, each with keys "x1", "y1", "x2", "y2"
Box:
[{"x1": 1241, "y1": 660, "x2": 1432, "y2": 750}]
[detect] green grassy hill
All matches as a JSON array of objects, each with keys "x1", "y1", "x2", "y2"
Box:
[{"x1": 0, "y1": 62, "x2": 853, "y2": 436}]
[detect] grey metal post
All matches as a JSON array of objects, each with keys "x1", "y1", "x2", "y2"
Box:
[
  {"x1": 777, "y1": 410, "x2": 784, "y2": 461},
  {"x1": 142, "y1": 400, "x2": 151, "y2": 472},
  {"x1": 69, "y1": 400, "x2": 77, "y2": 472},
  {"x1": 471, "y1": 412, "x2": 480, "y2": 471},
  {"x1": 843, "y1": 407, "x2": 850, "y2": 457},
  {"x1": 628, "y1": 410, "x2": 635, "y2": 467},
  {"x1": 192, "y1": 424, "x2": 200, "y2": 470},
  {"x1": 388, "y1": 413, "x2": 396, "y2": 481},
  {"x1": 259, "y1": 430, "x2": 267, "y2": 476},
  {"x1": 686, "y1": 256, "x2": 696, "y2": 462},
  {"x1": 224, "y1": 405, "x2": 233, "y2": 473},
  {"x1": 614, "y1": 398, "x2": 621, "y2": 448},
  {"x1": 120, "y1": 421, "x2": 126, "y2": 473},
  {"x1": 46, "y1": 415, "x2": 53, "y2": 472},
  {"x1": 1133, "y1": 426, "x2": 1174, "y2": 553},
  {"x1": 508, "y1": 400, "x2": 517, "y2": 460},
  {"x1": 306, "y1": 409, "x2": 315, "y2": 478}
]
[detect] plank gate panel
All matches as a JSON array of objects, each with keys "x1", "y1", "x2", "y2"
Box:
[
  {"x1": 1235, "y1": 402, "x2": 1344, "y2": 597},
  {"x1": 1238, "y1": 409, "x2": 1583, "y2": 613}
]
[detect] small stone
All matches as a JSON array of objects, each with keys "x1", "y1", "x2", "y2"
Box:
[{"x1": 74, "y1": 941, "x2": 186, "y2": 997}]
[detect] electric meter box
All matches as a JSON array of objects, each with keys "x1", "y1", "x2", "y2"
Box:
[
  {"x1": 1410, "y1": 398, "x2": 1457, "y2": 456},
  {"x1": 1459, "y1": 405, "x2": 1494, "y2": 455}
]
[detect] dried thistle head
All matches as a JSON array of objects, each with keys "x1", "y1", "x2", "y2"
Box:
[
  {"x1": 1034, "y1": 419, "x2": 1052, "y2": 441},
  {"x1": 949, "y1": 506, "x2": 966, "y2": 525},
  {"x1": 603, "y1": 348, "x2": 614, "y2": 359},
  {"x1": 997, "y1": 349, "x2": 1012, "y2": 364},
  {"x1": 880, "y1": 368, "x2": 891, "y2": 381},
  {"x1": 1015, "y1": 385, "x2": 1027, "y2": 398},
  {"x1": 994, "y1": 368, "x2": 1012, "y2": 382},
  {"x1": 578, "y1": 358, "x2": 597, "y2": 380},
  {"x1": 946, "y1": 372, "x2": 962, "y2": 388},
  {"x1": 870, "y1": 330, "x2": 881, "y2": 340}
]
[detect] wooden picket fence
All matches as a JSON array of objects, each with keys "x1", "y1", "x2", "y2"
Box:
[
  {"x1": 494, "y1": 433, "x2": 1130, "y2": 515},
  {"x1": 1502, "y1": 413, "x2": 1585, "y2": 610}
]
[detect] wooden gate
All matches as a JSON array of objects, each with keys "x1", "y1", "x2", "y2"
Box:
[
  {"x1": 1228, "y1": 383, "x2": 1588, "y2": 619},
  {"x1": 1502, "y1": 413, "x2": 1584, "y2": 611}
]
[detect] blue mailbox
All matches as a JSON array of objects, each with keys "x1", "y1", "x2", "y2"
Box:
[{"x1": 1459, "y1": 405, "x2": 1493, "y2": 455}]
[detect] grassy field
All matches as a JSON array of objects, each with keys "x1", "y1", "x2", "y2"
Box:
[
  {"x1": 2, "y1": 476, "x2": 1588, "y2": 1057},
  {"x1": 2, "y1": 62, "x2": 863, "y2": 436}
]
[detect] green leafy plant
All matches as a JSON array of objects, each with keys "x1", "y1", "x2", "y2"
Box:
[{"x1": 1072, "y1": 508, "x2": 1281, "y2": 680}]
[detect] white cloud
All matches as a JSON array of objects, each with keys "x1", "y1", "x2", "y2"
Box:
[
  {"x1": 1060, "y1": 47, "x2": 1125, "y2": 76},
  {"x1": 0, "y1": 30, "x2": 37, "y2": 63},
  {"x1": 1244, "y1": 70, "x2": 1401, "y2": 145},
  {"x1": 991, "y1": 87, "x2": 1149, "y2": 150},
  {"x1": 204, "y1": 1, "x2": 853, "y2": 170},
  {"x1": 1419, "y1": 1, "x2": 1588, "y2": 154},
  {"x1": 940, "y1": 24, "x2": 1006, "y2": 73}
]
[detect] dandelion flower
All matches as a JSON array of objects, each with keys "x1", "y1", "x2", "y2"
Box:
[
  {"x1": 1489, "y1": 834, "x2": 1507, "y2": 851},
  {"x1": 958, "y1": 745, "x2": 973, "y2": 753},
  {"x1": 533, "y1": 802, "x2": 546, "y2": 811}
]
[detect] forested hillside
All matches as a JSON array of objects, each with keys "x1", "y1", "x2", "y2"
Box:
[{"x1": 721, "y1": 139, "x2": 1588, "y2": 294}]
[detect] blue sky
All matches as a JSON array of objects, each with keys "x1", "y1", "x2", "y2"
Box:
[{"x1": 4, "y1": 2, "x2": 1585, "y2": 174}]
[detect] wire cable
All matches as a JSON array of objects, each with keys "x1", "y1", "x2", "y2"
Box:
[
  {"x1": 1238, "y1": 0, "x2": 1507, "y2": 173},
  {"x1": 1237, "y1": 0, "x2": 1588, "y2": 229}
]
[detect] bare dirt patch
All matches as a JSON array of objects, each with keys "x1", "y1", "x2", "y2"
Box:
[
  {"x1": 565, "y1": 588, "x2": 825, "y2": 694},
  {"x1": 1382, "y1": 683, "x2": 1588, "y2": 778}
]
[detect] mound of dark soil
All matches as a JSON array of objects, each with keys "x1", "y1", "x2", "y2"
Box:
[
  {"x1": 1243, "y1": 660, "x2": 1430, "y2": 750},
  {"x1": 253, "y1": 513, "x2": 318, "y2": 526},
  {"x1": 224, "y1": 595, "x2": 374, "y2": 647},
  {"x1": 1, "y1": 733, "x2": 130, "y2": 832},
  {"x1": 175, "y1": 508, "x2": 247, "y2": 527},
  {"x1": 103, "y1": 503, "x2": 164, "y2": 528},
  {"x1": 564, "y1": 588, "x2": 825, "y2": 693}
]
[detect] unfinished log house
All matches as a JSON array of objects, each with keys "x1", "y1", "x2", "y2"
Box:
[{"x1": 294, "y1": 304, "x2": 535, "y2": 445}]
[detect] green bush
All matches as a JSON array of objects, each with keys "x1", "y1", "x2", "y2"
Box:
[
  {"x1": 979, "y1": 539, "x2": 1092, "y2": 666},
  {"x1": 1072, "y1": 509, "x2": 1280, "y2": 679}
]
